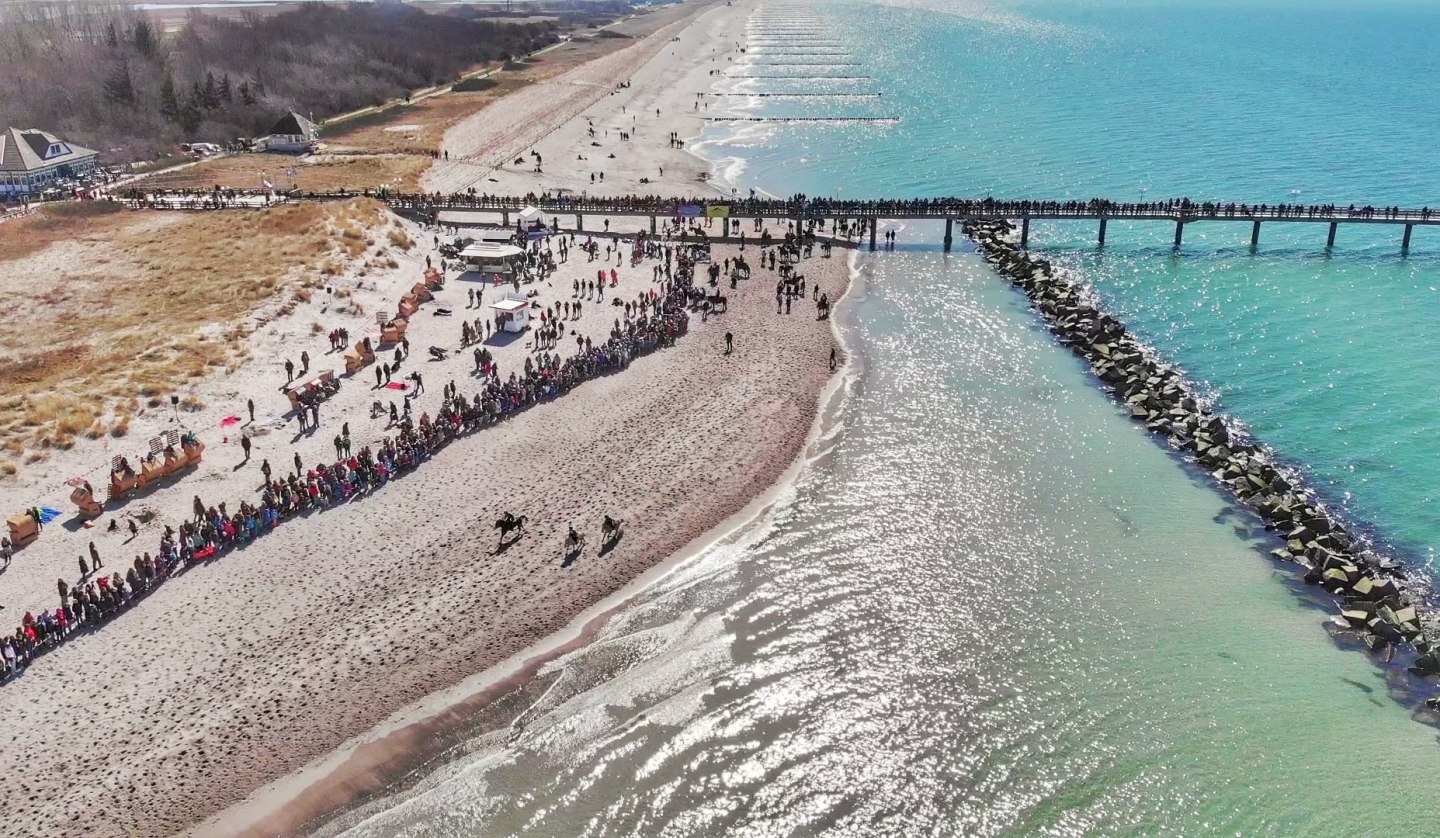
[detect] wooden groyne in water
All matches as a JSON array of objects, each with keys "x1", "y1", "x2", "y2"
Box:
[
  {"x1": 729, "y1": 74, "x2": 872, "y2": 79},
  {"x1": 703, "y1": 92, "x2": 882, "y2": 97},
  {"x1": 960, "y1": 217, "x2": 1440, "y2": 719},
  {"x1": 699, "y1": 116, "x2": 898, "y2": 123}
]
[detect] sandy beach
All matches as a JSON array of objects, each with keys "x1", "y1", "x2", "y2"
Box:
[
  {"x1": 423, "y1": 0, "x2": 740, "y2": 198},
  {"x1": 0, "y1": 0, "x2": 848, "y2": 834}
]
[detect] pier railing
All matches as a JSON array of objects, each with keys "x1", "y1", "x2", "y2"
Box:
[{"x1": 116, "y1": 189, "x2": 1440, "y2": 252}]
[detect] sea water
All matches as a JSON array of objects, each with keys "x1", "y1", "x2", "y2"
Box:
[{"x1": 320, "y1": 0, "x2": 1440, "y2": 833}]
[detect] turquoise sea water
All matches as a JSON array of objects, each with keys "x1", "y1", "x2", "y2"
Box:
[
  {"x1": 713, "y1": 0, "x2": 1440, "y2": 567},
  {"x1": 317, "y1": 1, "x2": 1440, "y2": 834}
]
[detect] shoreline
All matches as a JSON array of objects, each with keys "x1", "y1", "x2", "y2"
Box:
[
  {"x1": 0, "y1": 0, "x2": 855, "y2": 833},
  {"x1": 205, "y1": 247, "x2": 865, "y2": 837},
  {"x1": 206, "y1": 6, "x2": 866, "y2": 829}
]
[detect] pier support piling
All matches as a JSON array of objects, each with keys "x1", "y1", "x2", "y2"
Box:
[
  {"x1": 869, "y1": 218, "x2": 877, "y2": 251},
  {"x1": 1173, "y1": 221, "x2": 1184, "y2": 249},
  {"x1": 1251, "y1": 220, "x2": 1261, "y2": 249},
  {"x1": 650, "y1": 215, "x2": 657, "y2": 235},
  {"x1": 1020, "y1": 217, "x2": 1030, "y2": 249},
  {"x1": 576, "y1": 213, "x2": 584, "y2": 232},
  {"x1": 1327, "y1": 221, "x2": 1338, "y2": 248},
  {"x1": 1097, "y1": 218, "x2": 1107, "y2": 246},
  {"x1": 1403, "y1": 223, "x2": 1413, "y2": 252},
  {"x1": 501, "y1": 210, "x2": 509, "y2": 227},
  {"x1": 944, "y1": 218, "x2": 954, "y2": 252}
]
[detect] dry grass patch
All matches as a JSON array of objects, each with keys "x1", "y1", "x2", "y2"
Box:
[
  {"x1": 387, "y1": 227, "x2": 415, "y2": 251},
  {"x1": 324, "y1": 76, "x2": 535, "y2": 154},
  {"x1": 0, "y1": 198, "x2": 390, "y2": 470},
  {"x1": 0, "y1": 202, "x2": 130, "y2": 263},
  {"x1": 142, "y1": 153, "x2": 430, "y2": 193}
]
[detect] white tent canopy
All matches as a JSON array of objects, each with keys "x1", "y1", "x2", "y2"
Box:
[
  {"x1": 518, "y1": 205, "x2": 549, "y2": 227},
  {"x1": 488, "y1": 295, "x2": 531, "y2": 333},
  {"x1": 458, "y1": 242, "x2": 524, "y2": 275},
  {"x1": 459, "y1": 243, "x2": 524, "y2": 259}
]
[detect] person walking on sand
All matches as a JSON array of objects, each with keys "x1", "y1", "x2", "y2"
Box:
[
  {"x1": 830, "y1": 347, "x2": 838, "y2": 371},
  {"x1": 78, "y1": 556, "x2": 88, "y2": 578},
  {"x1": 88, "y1": 541, "x2": 101, "y2": 570},
  {"x1": 240, "y1": 434, "x2": 252, "y2": 462},
  {"x1": 285, "y1": 358, "x2": 295, "y2": 382},
  {"x1": 300, "y1": 350, "x2": 310, "y2": 372},
  {"x1": 261, "y1": 458, "x2": 272, "y2": 484},
  {"x1": 294, "y1": 452, "x2": 303, "y2": 477},
  {"x1": 725, "y1": 332, "x2": 734, "y2": 354},
  {"x1": 247, "y1": 398, "x2": 255, "y2": 424}
]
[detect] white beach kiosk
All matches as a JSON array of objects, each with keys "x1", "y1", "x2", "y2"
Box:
[
  {"x1": 458, "y1": 242, "x2": 524, "y2": 276},
  {"x1": 489, "y1": 294, "x2": 531, "y2": 334},
  {"x1": 518, "y1": 205, "x2": 550, "y2": 232}
]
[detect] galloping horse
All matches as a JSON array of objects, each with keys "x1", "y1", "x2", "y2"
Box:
[
  {"x1": 564, "y1": 524, "x2": 586, "y2": 556},
  {"x1": 601, "y1": 516, "x2": 624, "y2": 548},
  {"x1": 494, "y1": 513, "x2": 526, "y2": 546}
]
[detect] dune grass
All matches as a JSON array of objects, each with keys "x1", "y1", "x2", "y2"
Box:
[
  {"x1": 142, "y1": 153, "x2": 431, "y2": 193},
  {"x1": 0, "y1": 198, "x2": 395, "y2": 474},
  {"x1": 0, "y1": 202, "x2": 130, "y2": 263},
  {"x1": 323, "y1": 77, "x2": 534, "y2": 156}
]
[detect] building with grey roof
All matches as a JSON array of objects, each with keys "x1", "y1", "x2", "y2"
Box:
[
  {"x1": 0, "y1": 127, "x2": 100, "y2": 197},
  {"x1": 265, "y1": 112, "x2": 320, "y2": 154}
]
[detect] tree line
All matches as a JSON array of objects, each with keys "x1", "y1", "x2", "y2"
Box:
[{"x1": 0, "y1": 2, "x2": 559, "y2": 163}]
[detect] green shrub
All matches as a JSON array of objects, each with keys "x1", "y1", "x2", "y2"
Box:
[{"x1": 453, "y1": 77, "x2": 499, "y2": 92}]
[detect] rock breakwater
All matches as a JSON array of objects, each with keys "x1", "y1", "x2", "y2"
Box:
[{"x1": 962, "y1": 218, "x2": 1440, "y2": 714}]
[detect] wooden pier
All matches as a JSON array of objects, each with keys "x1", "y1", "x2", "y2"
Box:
[
  {"x1": 123, "y1": 191, "x2": 1440, "y2": 255},
  {"x1": 392, "y1": 196, "x2": 1440, "y2": 254}
]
